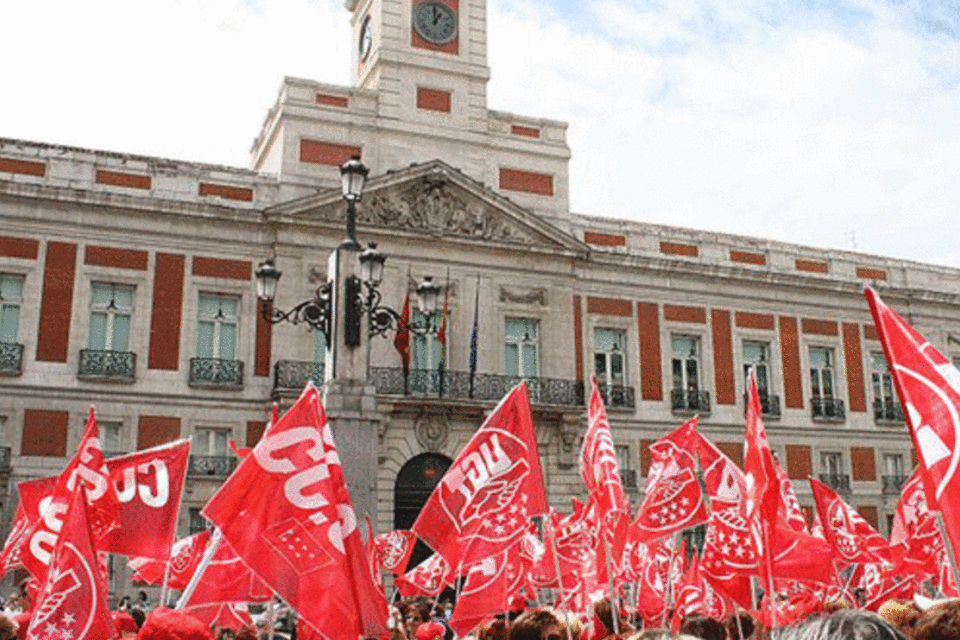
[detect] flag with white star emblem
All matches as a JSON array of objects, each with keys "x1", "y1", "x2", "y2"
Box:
[
  {"x1": 889, "y1": 468, "x2": 943, "y2": 576},
  {"x1": 810, "y1": 477, "x2": 891, "y2": 566},
  {"x1": 632, "y1": 418, "x2": 708, "y2": 543},
  {"x1": 26, "y1": 488, "x2": 117, "y2": 640},
  {"x1": 449, "y1": 541, "x2": 533, "y2": 636},
  {"x1": 413, "y1": 381, "x2": 548, "y2": 568}
]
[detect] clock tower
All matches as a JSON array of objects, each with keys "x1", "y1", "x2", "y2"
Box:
[{"x1": 250, "y1": 0, "x2": 572, "y2": 227}]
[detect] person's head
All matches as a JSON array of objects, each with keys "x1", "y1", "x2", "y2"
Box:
[
  {"x1": 724, "y1": 612, "x2": 756, "y2": 639},
  {"x1": 914, "y1": 599, "x2": 960, "y2": 640},
  {"x1": 510, "y1": 608, "x2": 565, "y2": 640},
  {"x1": 877, "y1": 600, "x2": 921, "y2": 638},
  {"x1": 680, "y1": 613, "x2": 725, "y2": 640},
  {"x1": 0, "y1": 614, "x2": 16, "y2": 640},
  {"x1": 477, "y1": 618, "x2": 508, "y2": 640},
  {"x1": 593, "y1": 598, "x2": 631, "y2": 637},
  {"x1": 777, "y1": 609, "x2": 908, "y2": 640},
  {"x1": 403, "y1": 601, "x2": 433, "y2": 637},
  {"x1": 415, "y1": 621, "x2": 447, "y2": 640},
  {"x1": 129, "y1": 607, "x2": 147, "y2": 630},
  {"x1": 137, "y1": 590, "x2": 148, "y2": 602}
]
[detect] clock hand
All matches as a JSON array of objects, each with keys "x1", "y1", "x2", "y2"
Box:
[{"x1": 433, "y1": 6, "x2": 440, "y2": 24}]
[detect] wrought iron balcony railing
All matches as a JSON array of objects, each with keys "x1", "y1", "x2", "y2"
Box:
[
  {"x1": 882, "y1": 474, "x2": 909, "y2": 494},
  {"x1": 597, "y1": 384, "x2": 636, "y2": 409},
  {"x1": 369, "y1": 368, "x2": 583, "y2": 406},
  {"x1": 0, "y1": 446, "x2": 10, "y2": 471},
  {"x1": 874, "y1": 398, "x2": 905, "y2": 423},
  {"x1": 0, "y1": 342, "x2": 23, "y2": 376},
  {"x1": 743, "y1": 392, "x2": 781, "y2": 418},
  {"x1": 189, "y1": 358, "x2": 243, "y2": 387},
  {"x1": 274, "y1": 360, "x2": 325, "y2": 391},
  {"x1": 78, "y1": 349, "x2": 136, "y2": 381},
  {"x1": 671, "y1": 388, "x2": 711, "y2": 414},
  {"x1": 621, "y1": 469, "x2": 638, "y2": 489},
  {"x1": 188, "y1": 455, "x2": 238, "y2": 477},
  {"x1": 811, "y1": 396, "x2": 845, "y2": 420},
  {"x1": 819, "y1": 473, "x2": 851, "y2": 492}
]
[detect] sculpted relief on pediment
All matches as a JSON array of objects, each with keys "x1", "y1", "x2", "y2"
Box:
[{"x1": 353, "y1": 176, "x2": 537, "y2": 245}]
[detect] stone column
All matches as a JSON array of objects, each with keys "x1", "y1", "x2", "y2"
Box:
[{"x1": 323, "y1": 245, "x2": 381, "y2": 525}]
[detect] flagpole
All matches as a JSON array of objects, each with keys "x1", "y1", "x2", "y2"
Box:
[
  {"x1": 176, "y1": 527, "x2": 223, "y2": 609},
  {"x1": 763, "y1": 524, "x2": 778, "y2": 639},
  {"x1": 159, "y1": 558, "x2": 172, "y2": 609},
  {"x1": 468, "y1": 274, "x2": 480, "y2": 399}
]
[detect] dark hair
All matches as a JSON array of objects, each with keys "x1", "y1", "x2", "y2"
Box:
[
  {"x1": 915, "y1": 599, "x2": 960, "y2": 640},
  {"x1": 0, "y1": 614, "x2": 17, "y2": 640},
  {"x1": 680, "y1": 613, "x2": 725, "y2": 640},
  {"x1": 510, "y1": 608, "x2": 563, "y2": 640},
  {"x1": 724, "y1": 612, "x2": 756, "y2": 639},
  {"x1": 477, "y1": 618, "x2": 508, "y2": 640},
  {"x1": 129, "y1": 607, "x2": 146, "y2": 629},
  {"x1": 778, "y1": 610, "x2": 908, "y2": 640}
]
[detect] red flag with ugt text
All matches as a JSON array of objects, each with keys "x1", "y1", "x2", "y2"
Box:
[
  {"x1": 809, "y1": 477, "x2": 890, "y2": 565},
  {"x1": 413, "y1": 382, "x2": 548, "y2": 568},
  {"x1": 581, "y1": 381, "x2": 630, "y2": 554},
  {"x1": 21, "y1": 409, "x2": 120, "y2": 585},
  {"x1": 866, "y1": 287, "x2": 960, "y2": 563},
  {"x1": 101, "y1": 439, "x2": 191, "y2": 560},
  {"x1": 202, "y1": 384, "x2": 388, "y2": 640},
  {"x1": 27, "y1": 488, "x2": 118, "y2": 640},
  {"x1": 632, "y1": 418, "x2": 708, "y2": 543},
  {"x1": 393, "y1": 553, "x2": 454, "y2": 598},
  {"x1": 128, "y1": 529, "x2": 211, "y2": 590}
]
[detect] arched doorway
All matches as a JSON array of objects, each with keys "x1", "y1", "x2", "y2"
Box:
[{"x1": 394, "y1": 453, "x2": 452, "y2": 569}]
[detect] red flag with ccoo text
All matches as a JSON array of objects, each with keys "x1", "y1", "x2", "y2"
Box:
[
  {"x1": 413, "y1": 381, "x2": 549, "y2": 568},
  {"x1": 202, "y1": 384, "x2": 388, "y2": 640}
]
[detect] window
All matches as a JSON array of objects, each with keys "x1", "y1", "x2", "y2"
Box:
[
  {"x1": 872, "y1": 352, "x2": 902, "y2": 421},
  {"x1": 196, "y1": 293, "x2": 239, "y2": 360},
  {"x1": 882, "y1": 453, "x2": 907, "y2": 493},
  {"x1": 819, "y1": 451, "x2": 849, "y2": 491},
  {"x1": 809, "y1": 347, "x2": 843, "y2": 419},
  {"x1": 505, "y1": 318, "x2": 539, "y2": 379},
  {"x1": 671, "y1": 335, "x2": 707, "y2": 412},
  {"x1": 615, "y1": 444, "x2": 636, "y2": 488},
  {"x1": 189, "y1": 508, "x2": 208, "y2": 535},
  {"x1": 195, "y1": 427, "x2": 229, "y2": 457},
  {"x1": 100, "y1": 421, "x2": 123, "y2": 457},
  {"x1": 594, "y1": 328, "x2": 626, "y2": 387},
  {"x1": 743, "y1": 340, "x2": 778, "y2": 415},
  {"x1": 413, "y1": 310, "x2": 445, "y2": 371},
  {"x1": 88, "y1": 283, "x2": 133, "y2": 352},
  {"x1": 0, "y1": 275, "x2": 23, "y2": 344}
]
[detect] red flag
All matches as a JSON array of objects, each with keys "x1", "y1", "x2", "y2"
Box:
[
  {"x1": 670, "y1": 554, "x2": 731, "y2": 634},
  {"x1": 413, "y1": 381, "x2": 548, "y2": 568},
  {"x1": 393, "y1": 553, "x2": 453, "y2": 598},
  {"x1": 632, "y1": 418, "x2": 708, "y2": 543},
  {"x1": 21, "y1": 409, "x2": 120, "y2": 585},
  {"x1": 128, "y1": 529, "x2": 211, "y2": 589},
  {"x1": 101, "y1": 439, "x2": 190, "y2": 560},
  {"x1": 809, "y1": 477, "x2": 890, "y2": 565},
  {"x1": 866, "y1": 286, "x2": 960, "y2": 562},
  {"x1": 773, "y1": 455, "x2": 808, "y2": 533},
  {"x1": 27, "y1": 488, "x2": 118, "y2": 640},
  {"x1": 581, "y1": 381, "x2": 630, "y2": 537},
  {"x1": 183, "y1": 602, "x2": 253, "y2": 631},
  {"x1": 394, "y1": 290, "x2": 411, "y2": 372},
  {"x1": 202, "y1": 384, "x2": 388, "y2": 640},
  {"x1": 449, "y1": 541, "x2": 533, "y2": 636},
  {"x1": 744, "y1": 371, "x2": 779, "y2": 527},
  {"x1": 373, "y1": 530, "x2": 417, "y2": 576},
  {"x1": 179, "y1": 534, "x2": 272, "y2": 607},
  {"x1": 889, "y1": 468, "x2": 942, "y2": 575},
  {"x1": 636, "y1": 536, "x2": 684, "y2": 627}
]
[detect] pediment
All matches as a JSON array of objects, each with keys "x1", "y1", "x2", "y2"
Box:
[{"x1": 265, "y1": 160, "x2": 588, "y2": 255}]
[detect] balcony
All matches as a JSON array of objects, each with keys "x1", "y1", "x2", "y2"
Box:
[
  {"x1": 819, "y1": 473, "x2": 851, "y2": 492},
  {"x1": 621, "y1": 469, "x2": 638, "y2": 489},
  {"x1": 78, "y1": 349, "x2": 136, "y2": 381},
  {"x1": 671, "y1": 388, "x2": 711, "y2": 414},
  {"x1": 189, "y1": 358, "x2": 243, "y2": 388},
  {"x1": 811, "y1": 396, "x2": 845, "y2": 421},
  {"x1": 0, "y1": 342, "x2": 23, "y2": 376},
  {"x1": 188, "y1": 455, "x2": 238, "y2": 477},
  {"x1": 598, "y1": 384, "x2": 636, "y2": 410},
  {"x1": 274, "y1": 360, "x2": 325, "y2": 392},
  {"x1": 743, "y1": 392, "x2": 781, "y2": 418},
  {"x1": 370, "y1": 368, "x2": 583, "y2": 406},
  {"x1": 882, "y1": 475, "x2": 909, "y2": 494},
  {"x1": 874, "y1": 398, "x2": 905, "y2": 424}
]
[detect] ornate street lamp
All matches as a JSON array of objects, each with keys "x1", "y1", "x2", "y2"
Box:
[{"x1": 255, "y1": 158, "x2": 440, "y2": 348}]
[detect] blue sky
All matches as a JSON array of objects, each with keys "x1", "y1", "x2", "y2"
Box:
[{"x1": 1, "y1": 0, "x2": 958, "y2": 266}]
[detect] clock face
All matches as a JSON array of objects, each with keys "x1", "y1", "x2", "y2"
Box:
[
  {"x1": 359, "y1": 15, "x2": 372, "y2": 62},
  {"x1": 412, "y1": 1, "x2": 458, "y2": 45}
]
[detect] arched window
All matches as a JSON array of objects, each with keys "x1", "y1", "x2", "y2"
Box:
[{"x1": 394, "y1": 453, "x2": 452, "y2": 568}]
